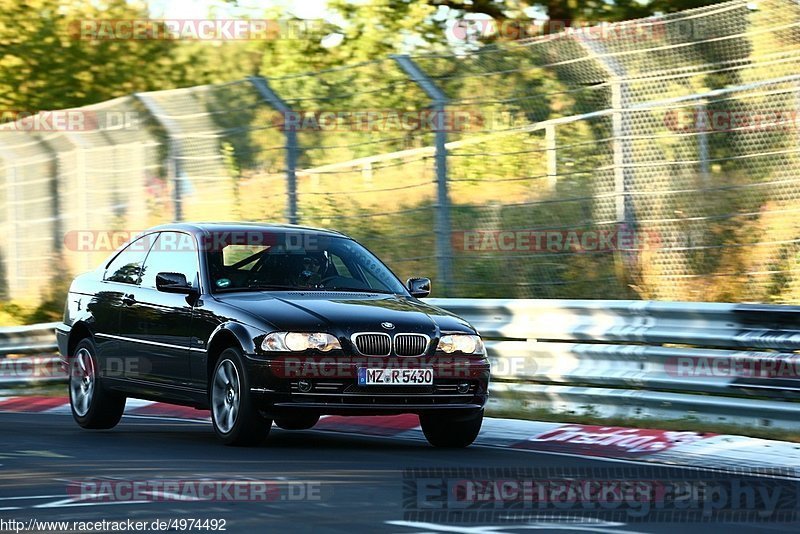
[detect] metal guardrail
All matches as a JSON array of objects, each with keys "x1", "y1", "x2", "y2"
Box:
[
  {"x1": 0, "y1": 322, "x2": 62, "y2": 385},
  {"x1": 426, "y1": 299, "x2": 800, "y2": 431},
  {"x1": 3, "y1": 302, "x2": 800, "y2": 431},
  {"x1": 0, "y1": 322, "x2": 60, "y2": 356}
]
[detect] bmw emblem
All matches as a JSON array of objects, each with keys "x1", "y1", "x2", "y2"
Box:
[{"x1": 381, "y1": 322, "x2": 395, "y2": 330}]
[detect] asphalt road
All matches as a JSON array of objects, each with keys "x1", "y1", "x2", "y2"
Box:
[{"x1": 0, "y1": 412, "x2": 796, "y2": 534}]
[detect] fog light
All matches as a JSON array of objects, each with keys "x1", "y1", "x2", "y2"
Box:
[
  {"x1": 457, "y1": 382, "x2": 471, "y2": 394},
  {"x1": 298, "y1": 379, "x2": 312, "y2": 393}
]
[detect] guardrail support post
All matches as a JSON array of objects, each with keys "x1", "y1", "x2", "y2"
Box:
[
  {"x1": 391, "y1": 55, "x2": 453, "y2": 296},
  {"x1": 249, "y1": 76, "x2": 298, "y2": 225}
]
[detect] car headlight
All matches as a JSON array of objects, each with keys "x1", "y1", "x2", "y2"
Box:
[
  {"x1": 437, "y1": 334, "x2": 485, "y2": 355},
  {"x1": 261, "y1": 332, "x2": 341, "y2": 352}
]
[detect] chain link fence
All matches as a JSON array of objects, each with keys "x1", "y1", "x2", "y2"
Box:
[{"x1": 1, "y1": 0, "x2": 800, "y2": 303}]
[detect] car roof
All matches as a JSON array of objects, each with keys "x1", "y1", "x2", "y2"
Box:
[{"x1": 143, "y1": 222, "x2": 349, "y2": 238}]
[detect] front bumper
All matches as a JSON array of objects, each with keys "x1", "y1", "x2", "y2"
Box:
[
  {"x1": 244, "y1": 352, "x2": 490, "y2": 416},
  {"x1": 55, "y1": 323, "x2": 70, "y2": 361}
]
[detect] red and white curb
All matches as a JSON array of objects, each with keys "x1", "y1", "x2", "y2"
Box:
[{"x1": 1, "y1": 396, "x2": 799, "y2": 475}]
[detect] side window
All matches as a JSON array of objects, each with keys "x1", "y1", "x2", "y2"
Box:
[
  {"x1": 104, "y1": 234, "x2": 156, "y2": 285},
  {"x1": 140, "y1": 232, "x2": 199, "y2": 289}
]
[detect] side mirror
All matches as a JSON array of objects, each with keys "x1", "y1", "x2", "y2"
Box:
[
  {"x1": 156, "y1": 272, "x2": 195, "y2": 294},
  {"x1": 406, "y1": 277, "x2": 431, "y2": 298}
]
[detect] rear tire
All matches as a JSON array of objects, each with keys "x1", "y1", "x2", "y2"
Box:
[
  {"x1": 420, "y1": 409, "x2": 483, "y2": 448},
  {"x1": 69, "y1": 338, "x2": 126, "y2": 430},
  {"x1": 210, "y1": 347, "x2": 271, "y2": 446},
  {"x1": 274, "y1": 413, "x2": 320, "y2": 430}
]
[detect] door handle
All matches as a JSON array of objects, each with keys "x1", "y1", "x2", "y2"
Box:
[{"x1": 122, "y1": 293, "x2": 136, "y2": 306}]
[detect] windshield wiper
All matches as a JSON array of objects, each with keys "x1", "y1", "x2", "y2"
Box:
[
  {"x1": 217, "y1": 284, "x2": 297, "y2": 292},
  {"x1": 321, "y1": 287, "x2": 396, "y2": 294}
]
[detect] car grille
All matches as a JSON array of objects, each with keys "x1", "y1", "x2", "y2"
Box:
[
  {"x1": 393, "y1": 334, "x2": 428, "y2": 356},
  {"x1": 343, "y1": 383, "x2": 433, "y2": 395},
  {"x1": 352, "y1": 333, "x2": 391, "y2": 356},
  {"x1": 351, "y1": 333, "x2": 428, "y2": 356}
]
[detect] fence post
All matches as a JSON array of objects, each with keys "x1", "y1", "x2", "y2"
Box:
[
  {"x1": 135, "y1": 93, "x2": 184, "y2": 222},
  {"x1": 575, "y1": 35, "x2": 634, "y2": 230},
  {"x1": 4, "y1": 164, "x2": 18, "y2": 299},
  {"x1": 76, "y1": 145, "x2": 90, "y2": 271},
  {"x1": 545, "y1": 124, "x2": 557, "y2": 190},
  {"x1": 249, "y1": 76, "x2": 298, "y2": 225},
  {"x1": 696, "y1": 101, "x2": 710, "y2": 186},
  {"x1": 575, "y1": 35, "x2": 636, "y2": 283},
  {"x1": 610, "y1": 81, "x2": 631, "y2": 226},
  {"x1": 391, "y1": 55, "x2": 453, "y2": 296}
]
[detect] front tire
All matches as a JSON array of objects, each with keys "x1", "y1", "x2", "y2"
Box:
[
  {"x1": 69, "y1": 338, "x2": 126, "y2": 429},
  {"x1": 420, "y1": 409, "x2": 483, "y2": 448},
  {"x1": 210, "y1": 347, "x2": 271, "y2": 446}
]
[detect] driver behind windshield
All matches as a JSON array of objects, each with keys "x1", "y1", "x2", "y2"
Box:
[
  {"x1": 291, "y1": 251, "x2": 330, "y2": 288},
  {"x1": 208, "y1": 235, "x2": 407, "y2": 294}
]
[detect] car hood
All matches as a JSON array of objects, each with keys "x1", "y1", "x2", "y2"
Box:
[{"x1": 214, "y1": 291, "x2": 475, "y2": 337}]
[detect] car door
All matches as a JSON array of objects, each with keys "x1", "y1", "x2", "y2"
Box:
[
  {"x1": 118, "y1": 231, "x2": 200, "y2": 388},
  {"x1": 96, "y1": 233, "x2": 159, "y2": 381}
]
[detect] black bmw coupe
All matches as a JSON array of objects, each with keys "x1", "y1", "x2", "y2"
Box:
[{"x1": 56, "y1": 223, "x2": 490, "y2": 447}]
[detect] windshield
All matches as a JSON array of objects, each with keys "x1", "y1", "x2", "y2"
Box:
[{"x1": 205, "y1": 232, "x2": 408, "y2": 294}]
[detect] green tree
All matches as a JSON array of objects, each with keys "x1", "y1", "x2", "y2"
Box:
[
  {"x1": 424, "y1": 0, "x2": 727, "y2": 26},
  {"x1": 0, "y1": 0, "x2": 183, "y2": 111},
  {"x1": 326, "y1": 0, "x2": 730, "y2": 45}
]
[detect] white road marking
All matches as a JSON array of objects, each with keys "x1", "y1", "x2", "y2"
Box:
[
  {"x1": 124, "y1": 399, "x2": 158, "y2": 410},
  {"x1": 387, "y1": 520, "x2": 647, "y2": 534},
  {"x1": 34, "y1": 494, "x2": 149, "y2": 509},
  {"x1": 0, "y1": 494, "x2": 64, "y2": 501},
  {"x1": 141, "y1": 491, "x2": 202, "y2": 501}
]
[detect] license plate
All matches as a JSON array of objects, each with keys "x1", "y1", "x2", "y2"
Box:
[{"x1": 357, "y1": 368, "x2": 433, "y2": 385}]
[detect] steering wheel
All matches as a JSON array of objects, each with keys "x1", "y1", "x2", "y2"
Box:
[
  {"x1": 244, "y1": 272, "x2": 269, "y2": 287},
  {"x1": 243, "y1": 263, "x2": 275, "y2": 287},
  {"x1": 317, "y1": 275, "x2": 340, "y2": 287}
]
